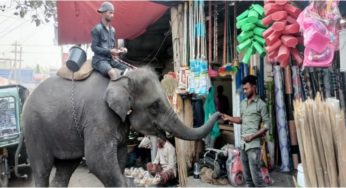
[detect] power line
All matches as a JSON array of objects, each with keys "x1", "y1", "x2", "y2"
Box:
[
  {"x1": 0, "y1": 20, "x2": 27, "y2": 34},
  {"x1": 144, "y1": 29, "x2": 171, "y2": 64},
  {"x1": 0, "y1": 17, "x2": 8, "y2": 25},
  {"x1": 0, "y1": 19, "x2": 28, "y2": 38}
]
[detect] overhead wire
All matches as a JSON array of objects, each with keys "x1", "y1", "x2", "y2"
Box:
[
  {"x1": 146, "y1": 29, "x2": 171, "y2": 64},
  {"x1": 0, "y1": 19, "x2": 29, "y2": 39}
]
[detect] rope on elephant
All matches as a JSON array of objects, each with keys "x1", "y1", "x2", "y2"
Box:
[
  {"x1": 113, "y1": 58, "x2": 137, "y2": 70},
  {"x1": 70, "y1": 73, "x2": 83, "y2": 139}
]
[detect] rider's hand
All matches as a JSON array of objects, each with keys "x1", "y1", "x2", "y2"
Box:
[
  {"x1": 110, "y1": 48, "x2": 120, "y2": 56},
  {"x1": 119, "y1": 47, "x2": 128, "y2": 54}
]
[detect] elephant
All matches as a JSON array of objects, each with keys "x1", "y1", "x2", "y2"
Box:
[{"x1": 22, "y1": 67, "x2": 220, "y2": 187}]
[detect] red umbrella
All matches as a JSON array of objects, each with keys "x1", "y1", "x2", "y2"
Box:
[{"x1": 57, "y1": 1, "x2": 168, "y2": 45}]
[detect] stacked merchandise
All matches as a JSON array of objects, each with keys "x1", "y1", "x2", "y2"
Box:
[
  {"x1": 294, "y1": 95, "x2": 346, "y2": 187},
  {"x1": 124, "y1": 167, "x2": 161, "y2": 187},
  {"x1": 261, "y1": 2, "x2": 304, "y2": 170},
  {"x1": 262, "y1": 0, "x2": 303, "y2": 67},
  {"x1": 262, "y1": 1, "x2": 346, "y2": 173},
  {"x1": 236, "y1": 4, "x2": 267, "y2": 64}
]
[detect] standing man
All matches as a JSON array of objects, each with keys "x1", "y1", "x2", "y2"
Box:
[
  {"x1": 221, "y1": 75, "x2": 270, "y2": 187},
  {"x1": 91, "y1": 1, "x2": 130, "y2": 80}
]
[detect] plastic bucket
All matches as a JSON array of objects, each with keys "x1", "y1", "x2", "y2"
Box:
[
  {"x1": 125, "y1": 176, "x2": 135, "y2": 187},
  {"x1": 66, "y1": 46, "x2": 87, "y2": 72}
]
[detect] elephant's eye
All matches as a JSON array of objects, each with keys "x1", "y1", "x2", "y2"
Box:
[{"x1": 149, "y1": 100, "x2": 160, "y2": 115}]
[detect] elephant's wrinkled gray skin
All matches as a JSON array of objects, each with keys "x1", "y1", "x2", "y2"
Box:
[{"x1": 22, "y1": 67, "x2": 220, "y2": 187}]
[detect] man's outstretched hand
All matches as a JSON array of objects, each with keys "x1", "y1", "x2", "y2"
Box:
[{"x1": 221, "y1": 113, "x2": 232, "y2": 121}]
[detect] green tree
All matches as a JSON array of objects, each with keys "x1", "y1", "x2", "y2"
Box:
[{"x1": 0, "y1": 0, "x2": 56, "y2": 26}]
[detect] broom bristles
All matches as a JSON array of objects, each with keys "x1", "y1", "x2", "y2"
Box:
[{"x1": 294, "y1": 93, "x2": 346, "y2": 187}]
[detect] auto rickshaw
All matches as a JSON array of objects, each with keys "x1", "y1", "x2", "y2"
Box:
[{"x1": 0, "y1": 85, "x2": 30, "y2": 186}]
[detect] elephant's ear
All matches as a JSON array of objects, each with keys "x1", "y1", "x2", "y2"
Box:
[{"x1": 104, "y1": 79, "x2": 133, "y2": 123}]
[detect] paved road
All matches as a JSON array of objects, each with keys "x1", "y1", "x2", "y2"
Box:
[
  {"x1": 9, "y1": 165, "x2": 103, "y2": 187},
  {"x1": 9, "y1": 166, "x2": 294, "y2": 187}
]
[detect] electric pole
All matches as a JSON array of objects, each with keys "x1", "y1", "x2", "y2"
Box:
[
  {"x1": 19, "y1": 45, "x2": 22, "y2": 84},
  {"x1": 12, "y1": 41, "x2": 18, "y2": 82},
  {"x1": 9, "y1": 41, "x2": 22, "y2": 83}
]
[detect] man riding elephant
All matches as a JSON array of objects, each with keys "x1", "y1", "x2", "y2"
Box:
[{"x1": 91, "y1": 1, "x2": 131, "y2": 80}]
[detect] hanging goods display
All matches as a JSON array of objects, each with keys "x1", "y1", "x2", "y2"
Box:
[
  {"x1": 292, "y1": 65, "x2": 303, "y2": 100},
  {"x1": 235, "y1": 4, "x2": 267, "y2": 64},
  {"x1": 284, "y1": 66, "x2": 299, "y2": 170},
  {"x1": 273, "y1": 65, "x2": 291, "y2": 172},
  {"x1": 188, "y1": 0, "x2": 209, "y2": 96},
  {"x1": 262, "y1": 1, "x2": 303, "y2": 67},
  {"x1": 207, "y1": 1, "x2": 218, "y2": 78},
  {"x1": 218, "y1": 2, "x2": 237, "y2": 77},
  {"x1": 297, "y1": 1, "x2": 341, "y2": 68}
]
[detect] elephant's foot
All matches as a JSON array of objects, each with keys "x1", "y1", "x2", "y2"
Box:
[
  {"x1": 34, "y1": 174, "x2": 50, "y2": 187},
  {"x1": 103, "y1": 175, "x2": 127, "y2": 187},
  {"x1": 51, "y1": 158, "x2": 81, "y2": 187}
]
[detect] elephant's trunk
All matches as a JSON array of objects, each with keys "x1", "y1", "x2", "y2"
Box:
[{"x1": 162, "y1": 108, "x2": 220, "y2": 140}]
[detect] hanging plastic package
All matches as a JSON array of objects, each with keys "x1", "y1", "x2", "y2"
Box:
[
  {"x1": 190, "y1": 59, "x2": 197, "y2": 73},
  {"x1": 297, "y1": 1, "x2": 341, "y2": 68},
  {"x1": 194, "y1": 74, "x2": 201, "y2": 95},
  {"x1": 188, "y1": 71, "x2": 195, "y2": 94},
  {"x1": 203, "y1": 85, "x2": 220, "y2": 141},
  {"x1": 198, "y1": 72, "x2": 209, "y2": 96},
  {"x1": 201, "y1": 59, "x2": 208, "y2": 73}
]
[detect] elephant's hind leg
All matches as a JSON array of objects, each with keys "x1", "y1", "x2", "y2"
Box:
[
  {"x1": 30, "y1": 155, "x2": 54, "y2": 187},
  {"x1": 26, "y1": 138, "x2": 54, "y2": 186},
  {"x1": 51, "y1": 158, "x2": 82, "y2": 187}
]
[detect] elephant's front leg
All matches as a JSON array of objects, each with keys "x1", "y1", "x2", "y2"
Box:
[
  {"x1": 117, "y1": 145, "x2": 128, "y2": 173},
  {"x1": 85, "y1": 138, "x2": 126, "y2": 187}
]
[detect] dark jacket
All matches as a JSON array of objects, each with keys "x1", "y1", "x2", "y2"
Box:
[{"x1": 91, "y1": 22, "x2": 116, "y2": 64}]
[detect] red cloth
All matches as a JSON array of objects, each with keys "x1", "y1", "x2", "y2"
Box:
[
  {"x1": 146, "y1": 163, "x2": 162, "y2": 174},
  {"x1": 146, "y1": 162, "x2": 175, "y2": 184},
  {"x1": 57, "y1": 1, "x2": 168, "y2": 45}
]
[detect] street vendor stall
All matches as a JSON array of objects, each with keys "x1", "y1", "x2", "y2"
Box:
[{"x1": 167, "y1": 0, "x2": 346, "y2": 187}]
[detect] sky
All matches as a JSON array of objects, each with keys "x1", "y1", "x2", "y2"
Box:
[{"x1": 0, "y1": 1, "x2": 62, "y2": 70}]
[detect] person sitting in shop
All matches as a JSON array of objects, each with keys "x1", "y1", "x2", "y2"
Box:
[
  {"x1": 216, "y1": 85, "x2": 230, "y2": 114},
  {"x1": 146, "y1": 137, "x2": 177, "y2": 185}
]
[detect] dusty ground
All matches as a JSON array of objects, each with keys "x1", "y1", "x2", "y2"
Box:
[
  {"x1": 9, "y1": 166, "x2": 103, "y2": 187},
  {"x1": 186, "y1": 170, "x2": 295, "y2": 187},
  {"x1": 9, "y1": 165, "x2": 295, "y2": 187}
]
